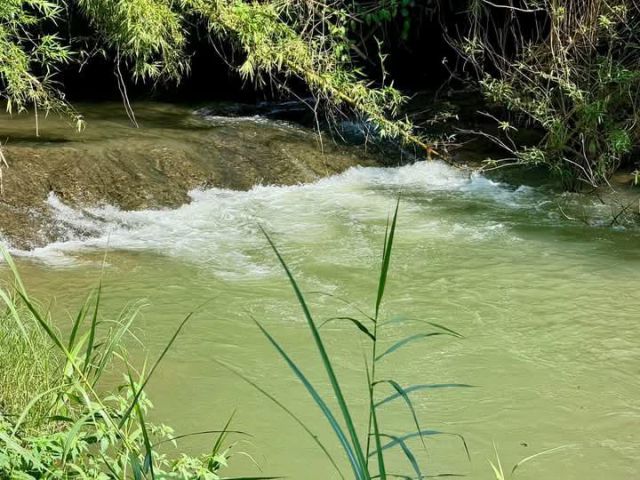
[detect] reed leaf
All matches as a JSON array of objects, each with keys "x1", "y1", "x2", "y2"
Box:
[
  {"x1": 374, "y1": 380, "x2": 426, "y2": 450},
  {"x1": 260, "y1": 226, "x2": 369, "y2": 478},
  {"x1": 366, "y1": 361, "x2": 386, "y2": 480},
  {"x1": 252, "y1": 317, "x2": 364, "y2": 480},
  {"x1": 82, "y1": 283, "x2": 102, "y2": 375},
  {"x1": 377, "y1": 430, "x2": 470, "y2": 462},
  {"x1": 381, "y1": 318, "x2": 463, "y2": 338},
  {"x1": 375, "y1": 199, "x2": 399, "y2": 321},
  {"x1": 118, "y1": 313, "x2": 192, "y2": 429},
  {"x1": 127, "y1": 368, "x2": 155, "y2": 479},
  {"x1": 376, "y1": 333, "x2": 451, "y2": 362},
  {"x1": 319, "y1": 316, "x2": 375, "y2": 341},
  {"x1": 378, "y1": 433, "x2": 423, "y2": 480},
  {"x1": 214, "y1": 358, "x2": 345, "y2": 480},
  {"x1": 376, "y1": 384, "x2": 474, "y2": 409}
]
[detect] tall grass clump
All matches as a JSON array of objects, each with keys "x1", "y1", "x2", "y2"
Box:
[
  {"x1": 235, "y1": 201, "x2": 471, "y2": 479},
  {"x1": 454, "y1": 0, "x2": 640, "y2": 188},
  {"x1": 0, "y1": 249, "x2": 264, "y2": 479}
]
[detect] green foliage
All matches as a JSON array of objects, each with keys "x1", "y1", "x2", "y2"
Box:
[
  {"x1": 0, "y1": 0, "x2": 435, "y2": 155},
  {"x1": 356, "y1": 0, "x2": 416, "y2": 41},
  {"x1": 0, "y1": 250, "x2": 239, "y2": 479},
  {"x1": 458, "y1": 0, "x2": 640, "y2": 187},
  {"x1": 249, "y1": 203, "x2": 470, "y2": 479},
  {"x1": 0, "y1": 0, "x2": 82, "y2": 127},
  {"x1": 76, "y1": 0, "x2": 188, "y2": 82}
]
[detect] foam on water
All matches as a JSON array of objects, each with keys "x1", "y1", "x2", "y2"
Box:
[{"x1": 4, "y1": 162, "x2": 561, "y2": 273}]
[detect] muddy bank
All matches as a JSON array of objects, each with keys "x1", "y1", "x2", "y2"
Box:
[{"x1": 0, "y1": 103, "x2": 383, "y2": 249}]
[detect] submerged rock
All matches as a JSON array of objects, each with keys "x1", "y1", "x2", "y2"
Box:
[{"x1": 0, "y1": 103, "x2": 382, "y2": 249}]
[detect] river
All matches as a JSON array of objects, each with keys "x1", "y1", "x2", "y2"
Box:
[{"x1": 1, "y1": 107, "x2": 640, "y2": 479}]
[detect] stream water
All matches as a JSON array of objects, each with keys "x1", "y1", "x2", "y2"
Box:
[{"x1": 2, "y1": 107, "x2": 640, "y2": 479}]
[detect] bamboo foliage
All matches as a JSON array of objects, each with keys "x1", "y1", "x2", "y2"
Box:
[{"x1": 0, "y1": 0, "x2": 436, "y2": 154}]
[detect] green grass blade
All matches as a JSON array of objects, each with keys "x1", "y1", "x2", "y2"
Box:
[
  {"x1": 68, "y1": 291, "x2": 92, "y2": 351},
  {"x1": 253, "y1": 317, "x2": 365, "y2": 480},
  {"x1": 210, "y1": 411, "x2": 235, "y2": 462},
  {"x1": 83, "y1": 283, "x2": 102, "y2": 375},
  {"x1": 0, "y1": 287, "x2": 34, "y2": 353},
  {"x1": 92, "y1": 302, "x2": 143, "y2": 387},
  {"x1": 374, "y1": 380, "x2": 426, "y2": 451},
  {"x1": 511, "y1": 445, "x2": 572, "y2": 476},
  {"x1": 260, "y1": 226, "x2": 369, "y2": 478},
  {"x1": 376, "y1": 333, "x2": 451, "y2": 362},
  {"x1": 118, "y1": 313, "x2": 192, "y2": 429},
  {"x1": 17, "y1": 291, "x2": 67, "y2": 354},
  {"x1": 376, "y1": 384, "x2": 474, "y2": 408},
  {"x1": 11, "y1": 383, "x2": 69, "y2": 435},
  {"x1": 319, "y1": 316, "x2": 375, "y2": 341},
  {"x1": 214, "y1": 358, "x2": 345, "y2": 480},
  {"x1": 127, "y1": 368, "x2": 155, "y2": 479},
  {"x1": 375, "y1": 199, "x2": 399, "y2": 320},
  {"x1": 1, "y1": 246, "x2": 28, "y2": 300},
  {"x1": 376, "y1": 430, "x2": 470, "y2": 462},
  {"x1": 378, "y1": 433, "x2": 423, "y2": 480},
  {"x1": 152, "y1": 429, "x2": 251, "y2": 448}
]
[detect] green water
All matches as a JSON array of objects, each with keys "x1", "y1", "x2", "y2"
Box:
[{"x1": 3, "y1": 112, "x2": 640, "y2": 479}]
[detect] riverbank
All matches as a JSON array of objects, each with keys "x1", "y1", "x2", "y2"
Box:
[{"x1": 0, "y1": 103, "x2": 383, "y2": 249}]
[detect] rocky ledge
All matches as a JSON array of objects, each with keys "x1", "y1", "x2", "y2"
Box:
[{"x1": 0, "y1": 103, "x2": 383, "y2": 249}]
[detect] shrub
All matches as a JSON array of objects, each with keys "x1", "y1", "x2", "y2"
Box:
[
  {"x1": 455, "y1": 0, "x2": 640, "y2": 188},
  {"x1": 0, "y1": 250, "x2": 241, "y2": 479}
]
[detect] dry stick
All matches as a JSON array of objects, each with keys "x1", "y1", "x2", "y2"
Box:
[
  {"x1": 115, "y1": 51, "x2": 139, "y2": 129},
  {"x1": 34, "y1": 103, "x2": 39, "y2": 138}
]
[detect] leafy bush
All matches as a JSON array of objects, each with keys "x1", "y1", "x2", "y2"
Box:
[
  {"x1": 455, "y1": 0, "x2": 640, "y2": 187},
  {"x1": 0, "y1": 0, "x2": 434, "y2": 154},
  {"x1": 0, "y1": 251, "x2": 244, "y2": 480}
]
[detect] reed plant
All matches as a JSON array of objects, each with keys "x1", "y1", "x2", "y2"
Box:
[{"x1": 240, "y1": 200, "x2": 471, "y2": 479}]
